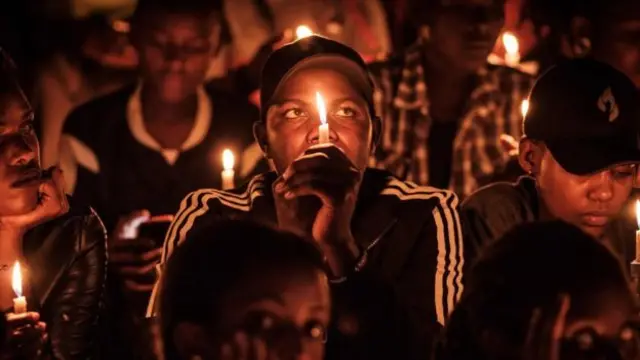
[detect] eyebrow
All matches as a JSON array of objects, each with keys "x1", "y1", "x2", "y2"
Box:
[{"x1": 242, "y1": 292, "x2": 286, "y2": 306}]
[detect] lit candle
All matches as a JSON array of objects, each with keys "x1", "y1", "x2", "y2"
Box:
[
  {"x1": 635, "y1": 201, "x2": 640, "y2": 262},
  {"x1": 315, "y1": 92, "x2": 329, "y2": 144},
  {"x1": 12, "y1": 261, "x2": 26, "y2": 314},
  {"x1": 295, "y1": 25, "x2": 313, "y2": 40},
  {"x1": 521, "y1": 99, "x2": 530, "y2": 118},
  {"x1": 503, "y1": 32, "x2": 520, "y2": 68},
  {"x1": 222, "y1": 149, "x2": 235, "y2": 190}
]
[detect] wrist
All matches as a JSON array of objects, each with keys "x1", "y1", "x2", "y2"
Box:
[{"x1": 0, "y1": 228, "x2": 24, "y2": 256}]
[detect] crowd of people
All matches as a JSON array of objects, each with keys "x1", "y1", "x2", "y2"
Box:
[{"x1": 0, "y1": 0, "x2": 638, "y2": 359}]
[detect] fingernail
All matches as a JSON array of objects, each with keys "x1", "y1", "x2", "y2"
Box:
[
  {"x1": 274, "y1": 182, "x2": 284, "y2": 192},
  {"x1": 285, "y1": 191, "x2": 294, "y2": 199}
]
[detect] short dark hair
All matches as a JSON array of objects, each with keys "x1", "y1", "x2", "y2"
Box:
[
  {"x1": 439, "y1": 221, "x2": 630, "y2": 360},
  {"x1": 132, "y1": 0, "x2": 223, "y2": 20},
  {"x1": 159, "y1": 220, "x2": 327, "y2": 359}
]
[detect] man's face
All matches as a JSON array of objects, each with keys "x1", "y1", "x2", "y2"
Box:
[
  {"x1": 133, "y1": 11, "x2": 217, "y2": 103},
  {"x1": 536, "y1": 149, "x2": 634, "y2": 239},
  {"x1": 593, "y1": 15, "x2": 640, "y2": 88},
  {"x1": 262, "y1": 68, "x2": 375, "y2": 174},
  {"x1": 428, "y1": 0, "x2": 505, "y2": 72},
  {"x1": 0, "y1": 82, "x2": 41, "y2": 217}
]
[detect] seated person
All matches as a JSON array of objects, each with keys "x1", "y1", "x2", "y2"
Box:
[
  {"x1": 59, "y1": 0, "x2": 266, "y2": 357},
  {"x1": 462, "y1": 59, "x2": 640, "y2": 264},
  {"x1": 159, "y1": 220, "x2": 329, "y2": 360},
  {"x1": 150, "y1": 35, "x2": 465, "y2": 360},
  {"x1": 0, "y1": 49, "x2": 106, "y2": 359},
  {"x1": 438, "y1": 221, "x2": 639, "y2": 360}
]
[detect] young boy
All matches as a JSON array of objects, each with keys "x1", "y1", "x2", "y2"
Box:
[
  {"x1": 150, "y1": 36, "x2": 465, "y2": 360},
  {"x1": 462, "y1": 59, "x2": 640, "y2": 263}
]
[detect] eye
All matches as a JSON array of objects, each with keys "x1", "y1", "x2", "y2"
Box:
[
  {"x1": 611, "y1": 165, "x2": 636, "y2": 179},
  {"x1": 334, "y1": 106, "x2": 358, "y2": 118},
  {"x1": 282, "y1": 108, "x2": 307, "y2": 120},
  {"x1": 303, "y1": 320, "x2": 327, "y2": 343}
]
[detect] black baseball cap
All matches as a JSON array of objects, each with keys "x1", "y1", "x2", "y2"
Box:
[
  {"x1": 259, "y1": 35, "x2": 375, "y2": 122},
  {"x1": 523, "y1": 59, "x2": 640, "y2": 175}
]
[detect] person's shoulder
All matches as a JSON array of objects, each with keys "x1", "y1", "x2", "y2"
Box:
[
  {"x1": 369, "y1": 168, "x2": 460, "y2": 212},
  {"x1": 462, "y1": 177, "x2": 532, "y2": 217},
  {"x1": 179, "y1": 172, "x2": 274, "y2": 214},
  {"x1": 63, "y1": 84, "x2": 136, "y2": 135}
]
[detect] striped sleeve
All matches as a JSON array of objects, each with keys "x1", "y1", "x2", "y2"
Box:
[{"x1": 431, "y1": 191, "x2": 464, "y2": 325}]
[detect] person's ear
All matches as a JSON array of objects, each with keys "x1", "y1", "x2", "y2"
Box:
[
  {"x1": 370, "y1": 115, "x2": 382, "y2": 154},
  {"x1": 568, "y1": 16, "x2": 592, "y2": 57},
  {"x1": 172, "y1": 322, "x2": 214, "y2": 360},
  {"x1": 253, "y1": 121, "x2": 269, "y2": 158},
  {"x1": 518, "y1": 138, "x2": 544, "y2": 176}
]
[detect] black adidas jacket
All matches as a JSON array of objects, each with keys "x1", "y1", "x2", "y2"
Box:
[{"x1": 149, "y1": 168, "x2": 465, "y2": 360}]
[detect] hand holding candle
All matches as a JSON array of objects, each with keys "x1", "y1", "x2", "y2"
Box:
[
  {"x1": 12, "y1": 261, "x2": 26, "y2": 314},
  {"x1": 316, "y1": 92, "x2": 330, "y2": 144},
  {"x1": 222, "y1": 149, "x2": 235, "y2": 190}
]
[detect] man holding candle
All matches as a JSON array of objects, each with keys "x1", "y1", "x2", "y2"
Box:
[
  {"x1": 59, "y1": 0, "x2": 267, "y2": 357},
  {"x1": 462, "y1": 59, "x2": 640, "y2": 265},
  {"x1": 0, "y1": 48, "x2": 107, "y2": 359},
  {"x1": 369, "y1": 0, "x2": 534, "y2": 198},
  {"x1": 150, "y1": 35, "x2": 465, "y2": 360}
]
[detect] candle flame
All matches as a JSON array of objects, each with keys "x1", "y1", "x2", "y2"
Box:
[
  {"x1": 295, "y1": 25, "x2": 313, "y2": 40},
  {"x1": 12, "y1": 261, "x2": 22, "y2": 297},
  {"x1": 316, "y1": 92, "x2": 327, "y2": 125},
  {"x1": 503, "y1": 32, "x2": 519, "y2": 57},
  {"x1": 636, "y1": 200, "x2": 640, "y2": 229},
  {"x1": 222, "y1": 149, "x2": 235, "y2": 171},
  {"x1": 521, "y1": 99, "x2": 530, "y2": 118}
]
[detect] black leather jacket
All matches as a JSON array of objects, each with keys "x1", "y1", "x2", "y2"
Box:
[{"x1": 23, "y1": 200, "x2": 107, "y2": 359}]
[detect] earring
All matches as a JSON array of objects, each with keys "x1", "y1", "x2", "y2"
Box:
[{"x1": 573, "y1": 37, "x2": 592, "y2": 58}]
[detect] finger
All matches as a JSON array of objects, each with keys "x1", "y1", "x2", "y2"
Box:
[
  {"x1": 252, "y1": 337, "x2": 268, "y2": 360},
  {"x1": 523, "y1": 308, "x2": 542, "y2": 360},
  {"x1": 6, "y1": 312, "x2": 39, "y2": 327},
  {"x1": 284, "y1": 146, "x2": 357, "y2": 179},
  {"x1": 123, "y1": 280, "x2": 156, "y2": 292},
  {"x1": 113, "y1": 210, "x2": 151, "y2": 240},
  {"x1": 110, "y1": 247, "x2": 162, "y2": 264},
  {"x1": 220, "y1": 343, "x2": 234, "y2": 360},
  {"x1": 549, "y1": 295, "x2": 570, "y2": 360},
  {"x1": 281, "y1": 168, "x2": 360, "y2": 192},
  {"x1": 49, "y1": 167, "x2": 68, "y2": 208},
  {"x1": 117, "y1": 261, "x2": 158, "y2": 277},
  {"x1": 235, "y1": 332, "x2": 250, "y2": 360},
  {"x1": 282, "y1": 180, "x2": 358, "y2": 207}
]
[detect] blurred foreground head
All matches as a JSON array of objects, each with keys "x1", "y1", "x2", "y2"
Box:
[
  {"x1": 441, "y1": 221, "x2": 637, "y2": 360},
  {"x1": 160, "y1": 220, "x2": 330, "y2": 360}
]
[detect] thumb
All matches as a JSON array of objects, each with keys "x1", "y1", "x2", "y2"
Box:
[
  {"x1": 499, "y1": 134, "x2": 519, "y2": 156},
  {"x1": 114, "y1": 210, "x2": 151, "y2": 240}
]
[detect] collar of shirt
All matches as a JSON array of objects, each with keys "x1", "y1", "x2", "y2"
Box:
[{"x1": 127, "y1": 83, "x2": 212, "y2": 165}]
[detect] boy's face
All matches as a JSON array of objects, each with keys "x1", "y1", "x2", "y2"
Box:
[
  {"x1": 522, "y1": 141, "x2": 635, "y2": 239},
  {"x1": 428, "y1": 0, "x2": 505, "y2": 72},
  {"x1": 216, "y1": 267, "x2": 331, "y2": 360},
  {"x1": 260, "y1": 67, "x2": 377, "y2": 174},
  {"x1": 132, "y1": 11, "x2": 219, "y2": 103}
]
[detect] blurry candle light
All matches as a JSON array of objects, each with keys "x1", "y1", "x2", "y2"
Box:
[
  {"x1": 503, "y1": 32, "x2": 520, "y2": 68},
  {"x1": 521, "y1": 99, "x2": 530, "y2": 118},
  {"x1": 222, "y1": 149, "x2": 235, "y2": 190},
  {"x1": 12, "y1": 261, "x2": 26, "y2": 314},
  {"x1": 316, "y1": 92, "x2": 329, "y2": 143},
  {"x1": 295, "y1": 25, "x2": 313, "y2": 40}
]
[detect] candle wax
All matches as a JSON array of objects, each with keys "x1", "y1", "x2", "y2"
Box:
[
  {"x1": 636, "y1": 231, "x2": 640, "y2": 262},
  {"x1": 13, "y1": 296, "x2": 26, "y2": 314},
  {"x1": 222, "y1": 169, "x2": 235, "y2": 190},
  {"x1": 319, "y1": 123, "x2": 330, "y2": 144}
]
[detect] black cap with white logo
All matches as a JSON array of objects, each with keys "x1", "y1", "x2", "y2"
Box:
[{"x1": 523, "y1": 58, "x2": 640, "y2": 175}]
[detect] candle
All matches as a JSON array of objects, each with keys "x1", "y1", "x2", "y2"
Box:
[
  {"x1": 315, "y1": 92, "x2": 329, "y2": 144},
  {"x1": 295, "y1": 25, "x2": 313, "y2": 40},
  {"x1": 521, "y1": 99, "x2": 530, "y2": 118},
  {"x1": 635, "y1": 201, "x2": 640, "y2": 262},
  {"x1": 222, "y1": 149, "x2": 235, "y2": 190},
  {"x1": 12, "y1": 261, "x2": 26, "y2": 314},
  {"x1": 502, "y1": 32, "x2": 520, "y2": 68}
]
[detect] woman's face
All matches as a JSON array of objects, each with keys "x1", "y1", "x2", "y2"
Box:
[
  {"x1": 215, "y1": 266, "x2": 331, "y2": 360},
  {"x1": 562, "y1": 288, "x2": 639, "y2": 359}
]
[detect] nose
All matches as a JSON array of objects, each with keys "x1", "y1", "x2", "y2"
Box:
[
  {"x1": 306, "y1": 118, "x2": 339, "y2": 145},
  {"x1": 587, "y1": 171, "x2": 614, "y2": 203},
  {"x1": 163, "y1": 46, "x2": 185, "y2": 72}
]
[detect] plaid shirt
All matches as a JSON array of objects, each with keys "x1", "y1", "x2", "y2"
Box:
[{"x1": 370, "y1": 44, "x2": 534, "y2": 198}]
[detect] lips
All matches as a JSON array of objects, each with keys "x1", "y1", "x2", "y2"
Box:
[{"x1": 581, "y1": 213, "x2": 613, "y2": 227}]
